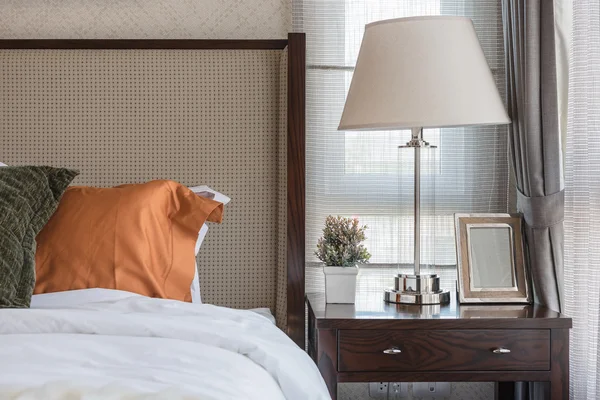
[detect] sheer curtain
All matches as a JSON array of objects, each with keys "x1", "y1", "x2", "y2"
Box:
[
  {"x1": 294, "y1": 0, "x2": 511, "y2": 291},
  {"x1": 564, "y1": 0, "x2": 600, "y2": 398}
]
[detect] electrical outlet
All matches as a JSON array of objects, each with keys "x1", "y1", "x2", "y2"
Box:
[
  {"x1": 369, "y1": 382, "x2": 408, "y2": 398},
  {"x1": 389, "y1": 382, "x2": 409, "y2": 398},
  {"x1": 369, "y1": 382, "x2": 389, "y2": 398},
  {"x1": 413, "y1": 382, "x2": 451, "y2": 398}
]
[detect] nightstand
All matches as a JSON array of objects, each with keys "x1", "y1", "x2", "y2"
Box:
[{"x1": 306, "y1": 292, "x2": 571, "y2": 400}]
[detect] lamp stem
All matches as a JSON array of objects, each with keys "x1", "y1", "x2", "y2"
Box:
[
  {"x1": 412, "y1": 127, "x2": 423, "y2": 276},
  {"x1": 387, "y1": 127, "x2": 449, "y2": 305}
]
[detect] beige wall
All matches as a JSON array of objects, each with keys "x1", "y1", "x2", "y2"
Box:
[{"x1": 0, "y1": 0, "x2": 290, "y2": 39}]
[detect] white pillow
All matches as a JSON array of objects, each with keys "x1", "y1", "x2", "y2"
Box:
[
  {"x1": 0, "y1": 162, "x2": 7, "y2": 167},
  {"x1": 189, "y1": 186, "x2": 230, "y2": 304},
  {"x1": 190, "y1": 224, "x2": 209, "y2": 303},
  {"x1": 195, "y1": 224, "x2": 209, "y2": 256},
  {"x1": 188, "y1": 185, "x2": 231, "y2": 205}
]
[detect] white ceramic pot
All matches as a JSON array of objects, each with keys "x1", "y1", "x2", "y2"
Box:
[{"x1": 323, "y1": 265, "x2": 358, "y2": 304}]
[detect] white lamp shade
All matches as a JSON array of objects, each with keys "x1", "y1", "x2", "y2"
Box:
[{"x1": 338, "y1": 16, "x2": 510, "y2": 131}]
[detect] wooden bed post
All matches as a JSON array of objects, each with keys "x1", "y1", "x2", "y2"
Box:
[{"x1": 286, "y1": 32, "x2": 306, "y2": 349}]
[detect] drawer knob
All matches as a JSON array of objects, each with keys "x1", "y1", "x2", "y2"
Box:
[
  {"x1": 492, "y1": 347, "x2": 511, "y2": 354},
  {"x1": 383, "y1": 347, "x2": 402, "y2": 355}
]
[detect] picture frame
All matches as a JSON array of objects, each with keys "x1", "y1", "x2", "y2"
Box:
[{"x1": 454, "y1": 213, "x2": 532, "y2": 304}]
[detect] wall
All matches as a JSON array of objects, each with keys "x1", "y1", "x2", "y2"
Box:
[
  {"x1": 0, "y1": 0, "x2": 290, "y2": 39},
  {"x1": 0, "y1": 1, "x2": 493, "y2": 399}
]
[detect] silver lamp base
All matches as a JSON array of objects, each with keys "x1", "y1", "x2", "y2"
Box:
[{"x1": 384, "y1": 274, "x2": 450, "y2": 305}]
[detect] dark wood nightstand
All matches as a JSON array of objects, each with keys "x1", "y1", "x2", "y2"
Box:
[{"x1": 306, "y1": 292, "x2": 571, "y2": 400}]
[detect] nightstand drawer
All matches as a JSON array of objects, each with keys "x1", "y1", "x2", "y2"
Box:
[{"x1": 338, "y1": 329, "x2": 550, "y2": 372}]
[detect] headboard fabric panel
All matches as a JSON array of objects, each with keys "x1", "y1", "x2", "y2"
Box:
[
  {"x1": 276, "y1": 48, "x2": 288, "y2": 330},
  {"x1": 0, "y1": 49, "x2": 283, "y2": 314}
]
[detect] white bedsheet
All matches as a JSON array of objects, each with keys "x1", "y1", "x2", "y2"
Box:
[{"x1": 0, "y1": 289, "x2": 330, "y2": 400}]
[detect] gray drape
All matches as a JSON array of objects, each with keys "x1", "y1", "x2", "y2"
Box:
[
  {"x1": 502, "y1": 1, "x2": 563, "y2": 398},
  {"x1": 502, "y1": 0, "x2": 563, "y2": 311}
]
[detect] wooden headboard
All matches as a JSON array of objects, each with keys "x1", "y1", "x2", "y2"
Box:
[{"x1": 0, "y1": 34, "x2": 306, "y2": 348}]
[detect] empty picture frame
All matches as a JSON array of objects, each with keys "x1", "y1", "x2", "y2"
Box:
[{"x1": 454, "y1": 213, "x2": 532, "y2": 304}]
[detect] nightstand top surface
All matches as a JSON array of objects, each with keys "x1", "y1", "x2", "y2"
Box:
[{"x1": 306, "y1": 292, "x2": 571, "y2": 330}]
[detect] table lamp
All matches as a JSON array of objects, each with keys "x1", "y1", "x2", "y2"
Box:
[{"x1": 338, "y1": 16, "x2": 510, "y2": 305}]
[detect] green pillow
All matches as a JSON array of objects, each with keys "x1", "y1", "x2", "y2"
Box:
[{"x1": 0, "y1": 166, "x2": 78, "y2": 307}]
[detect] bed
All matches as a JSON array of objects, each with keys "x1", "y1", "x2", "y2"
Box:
[{"x1": 0, "y1": 36, "x2": 327, "y2": 399}]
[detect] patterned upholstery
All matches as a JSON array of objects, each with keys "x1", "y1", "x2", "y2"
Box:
[{"x1": 0, "y1": 48, "x2": 289, "y2": 328}]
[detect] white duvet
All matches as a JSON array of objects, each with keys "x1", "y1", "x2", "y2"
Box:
[{"x1": 0, "y1": 289, "x2": 330, "y2": 400}]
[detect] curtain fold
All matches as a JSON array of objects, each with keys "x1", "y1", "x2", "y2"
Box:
[
  {"x1": 502, "y1": 1, "x2": 563, "y2": 398},
  {"x1": 502, "y1": 0, "x2": 563, "y2": 312}
]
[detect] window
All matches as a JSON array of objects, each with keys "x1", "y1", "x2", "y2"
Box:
[{"x1": 295, "y1": 0, "x2": 510, "y2": 291}]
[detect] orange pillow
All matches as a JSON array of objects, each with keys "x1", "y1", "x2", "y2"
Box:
[{"x1": 34, "y1": 180, "x2": 223, "y2": 302}]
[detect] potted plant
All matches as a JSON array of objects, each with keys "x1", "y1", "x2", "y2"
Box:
[{"x1": 315, "y1": 215, "x2": 371, "y2": 303}]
